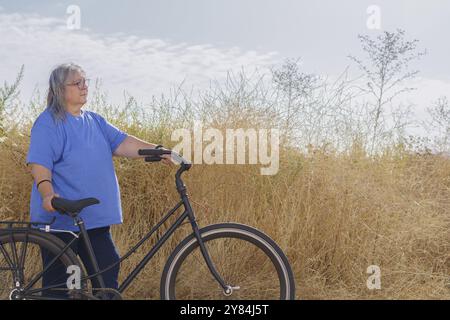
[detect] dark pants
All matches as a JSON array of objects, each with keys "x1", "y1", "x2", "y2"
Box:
[{"x1": 40, "y1": 226, "x2": 120, "y2": 298}]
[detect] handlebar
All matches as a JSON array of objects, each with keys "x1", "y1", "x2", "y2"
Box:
[
  {"x1": 137, "y1": 149, "x2": 172, "y2": 156},
  {"x1": 138, "y1": 148, "x2": 192, "y2": 193},
  {"x1": 137, "y1": 148, "x2": 191, "y2": 167}
]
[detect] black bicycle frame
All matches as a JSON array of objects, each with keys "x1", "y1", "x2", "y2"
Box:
[{"x1": 16, "y1": 163, "x2": 229, "y2": 298}]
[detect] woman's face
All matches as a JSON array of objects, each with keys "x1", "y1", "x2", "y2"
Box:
[{"x1": 64, "y1": 71, "x2": 89, "y2": 108}]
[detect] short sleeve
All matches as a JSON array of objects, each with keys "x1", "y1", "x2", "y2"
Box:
[
  {"x1": 95, "y1": 113, "x2": 128, "y2": 153},
  {"x1": 26, "y1": 123, "x2": 63, "y2": 171}
]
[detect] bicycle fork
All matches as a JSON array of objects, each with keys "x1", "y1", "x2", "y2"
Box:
[{"x1": 181, "y1": 192, "x2": 240, "y2": 296}]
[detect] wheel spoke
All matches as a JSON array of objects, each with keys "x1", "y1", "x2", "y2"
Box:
[
  {"x1": 0, "y1": 243, "x2": 14, "y2": 272},
  {"x1": 18, "y1": 232, "x2": 29, "y2": 280}
]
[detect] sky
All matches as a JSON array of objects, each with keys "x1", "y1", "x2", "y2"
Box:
[{"x1": 0, "y1": 0, "x2": 449, "y2": 137}]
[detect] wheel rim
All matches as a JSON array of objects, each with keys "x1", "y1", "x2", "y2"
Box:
[{"x1": 164, "y1": 228, "x2": 291, "y2": 300}]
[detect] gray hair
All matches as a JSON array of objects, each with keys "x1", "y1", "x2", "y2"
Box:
[{"x1": 46, "y1": 63, "x2": 85, "y2": 122}]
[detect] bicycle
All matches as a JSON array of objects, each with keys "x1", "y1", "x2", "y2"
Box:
[{"x1": 0, "y1": 149, "x2": 295, "y2": 300}]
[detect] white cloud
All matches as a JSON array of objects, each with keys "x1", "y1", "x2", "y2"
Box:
[
  {"x1": 0, "y1": 10, "x2": 280, "y2": 105},
  {"x1": 0, "y1": 10, "x2": 448, "y2": 142}
]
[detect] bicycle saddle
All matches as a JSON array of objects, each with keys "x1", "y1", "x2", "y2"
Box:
[{"x1": 51, "y1": 197, "x2": 100, "y2": 216}]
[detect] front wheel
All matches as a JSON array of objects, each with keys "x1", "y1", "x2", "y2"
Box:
[{"x1": 160, "y1": 223, "x2": 295, "y2": 300}]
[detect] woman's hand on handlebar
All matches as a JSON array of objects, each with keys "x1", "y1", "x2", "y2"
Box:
[
  {"x1": 161, "y1": 153, "x2": 174, "y2": 166},
  {"x1": 157, "y1": 147, "x2": 174, "y2": 166},
  {"x1": 138, "y1": 147, "x2": 190, "y2": 166}
]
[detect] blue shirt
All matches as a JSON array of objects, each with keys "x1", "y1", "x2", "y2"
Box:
[{"x1": 26, "y1": 108, "x2": 128, "y2": 231}]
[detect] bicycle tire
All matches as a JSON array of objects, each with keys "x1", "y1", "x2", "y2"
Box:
[
  {"x1": 160, "y1": 223, "x2": 296, "y2": 300},
  {"x1": 0, "y1": 229, "x2": 86, "y2": 300}
]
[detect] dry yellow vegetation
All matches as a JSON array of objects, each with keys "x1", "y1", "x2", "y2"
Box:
[{"x1": 0, "y1": 112, "x2": 448, "y2": 299}]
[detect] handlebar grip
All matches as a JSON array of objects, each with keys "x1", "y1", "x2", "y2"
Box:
[
  {"x1": 145, "y1": 156, "x2": 162, "y2": 162},
  {"x1": 138, "y1": 149, "x2": 171, "y2": 156}
]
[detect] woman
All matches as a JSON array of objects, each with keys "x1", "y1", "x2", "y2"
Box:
[{"x1": 26, "y1": 63, "x2": 172, "y2": 297}]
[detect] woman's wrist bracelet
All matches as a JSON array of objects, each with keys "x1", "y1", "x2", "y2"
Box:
[{"x1": 36, "y1": 179, "x2": 52, "y2": 190}]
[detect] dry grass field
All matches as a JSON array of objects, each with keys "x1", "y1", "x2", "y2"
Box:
[{"x1": 0, "y1": 106, "x2": 448, "y2": 299}]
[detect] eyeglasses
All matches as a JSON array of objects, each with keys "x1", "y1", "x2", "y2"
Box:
[{"x1": 65, "y1": 78, "x2": 90, "y2": 90}]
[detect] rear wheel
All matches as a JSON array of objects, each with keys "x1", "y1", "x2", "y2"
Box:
[
  {"x1": 160, "y1": 223, "x2": 295, "y2": 300},
  {"x1": 0, "y1": 229, "x2": 86, "y2": 300}
]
